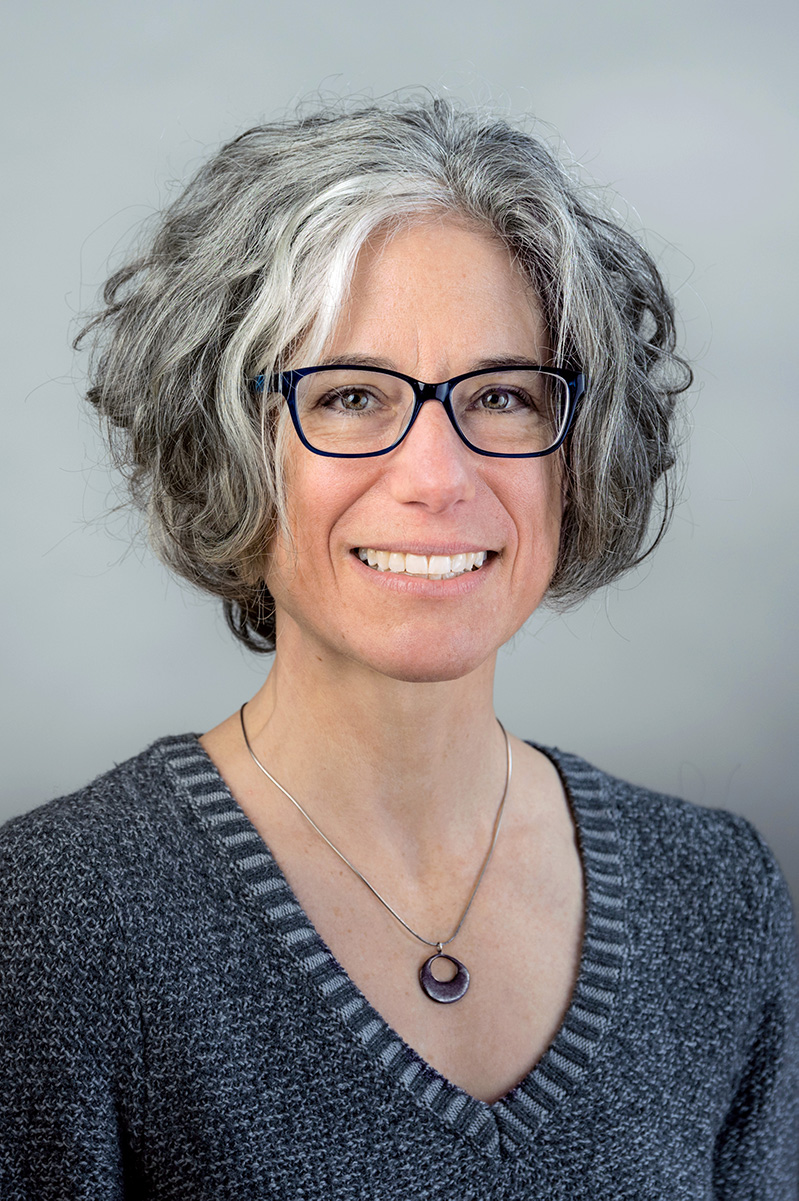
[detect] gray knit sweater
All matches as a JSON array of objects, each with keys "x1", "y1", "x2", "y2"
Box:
[{"x1": 1, "y1": 735, "x2": 797, "y2": 1199}]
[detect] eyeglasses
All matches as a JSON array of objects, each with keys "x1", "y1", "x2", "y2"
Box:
[{"x1": 254, "y1": 364, "x2": 585, "y2": 458}]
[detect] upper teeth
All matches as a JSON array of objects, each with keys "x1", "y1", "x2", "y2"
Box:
[{"x1": 356, "y1": 549, "x2": 488, "y2": 578}]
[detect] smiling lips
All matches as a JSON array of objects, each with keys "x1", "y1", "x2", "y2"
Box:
[{"x1": 355, "y1": 548, "x2": 489, "y2": 580}]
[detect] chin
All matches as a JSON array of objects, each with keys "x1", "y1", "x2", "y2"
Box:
[
  {"x1": 272, "y1": 605, "x2": 521, "y2": 685},
  {"x1": 370, "y1": 659, "x2": 486, "y2": 685},
  {"x1": 346, "y1": 626, "x2": 500, "y2": 685}
]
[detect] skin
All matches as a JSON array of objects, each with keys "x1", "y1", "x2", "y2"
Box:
[
  {"x1": 201, "y1": 218, "x2": 584, "y2": 1103},
  {"x1": 267, "y1": 220, "x2": 564, "y2": 687}
]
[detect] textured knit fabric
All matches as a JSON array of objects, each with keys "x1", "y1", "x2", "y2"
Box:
[{"x1": 1, "y1": 736, "x2": 797, "y2": 1200}]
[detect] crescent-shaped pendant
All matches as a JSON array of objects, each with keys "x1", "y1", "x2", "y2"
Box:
[{"x1": 419, "y1": 952, "x2": 470, "y2": 1003}]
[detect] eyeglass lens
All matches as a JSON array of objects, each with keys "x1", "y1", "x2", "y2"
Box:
[{"x1": 292, "y1": 368, "x2": 569, "y2": 455}]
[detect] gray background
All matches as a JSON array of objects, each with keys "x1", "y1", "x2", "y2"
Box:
[{"x1": 3, "y1": 1, "x2": 797, "y2": 900}]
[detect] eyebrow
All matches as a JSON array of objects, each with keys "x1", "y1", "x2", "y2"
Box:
[
  {"x1": 316, "y1": 353, "x2": 397, "y2": 370},
  {"x1": 470, "y1": 356, "x2": 547, "y2": 371},
  {"x1": 314, "y1": 353, "x2": 547, "y2": 374}
]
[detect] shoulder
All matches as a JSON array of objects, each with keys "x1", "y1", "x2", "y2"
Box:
[
  {"x1": 543, "y1": 742, "x2": 788, "y2": 901},
  {"x1": 2, "y1": 732, "x2": 200, "y2": 843},
  {"x1": 0, "y1": 734, "x2": 207, "y2": 934},
  {"x1": 541, "y1": 743, "x2": 797, "y2": 989},
  {"x1": 0, "y1": 742, "x2": 208, "y2": 1181}
]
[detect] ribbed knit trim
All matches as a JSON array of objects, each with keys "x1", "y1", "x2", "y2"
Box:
[{"x1": 159, "y1": 735, "x2": 627, "y2": 1160}]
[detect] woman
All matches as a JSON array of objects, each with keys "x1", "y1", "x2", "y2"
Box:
[{"x1": 1, "y1": 98, "x2": 796, "y2": 1197}]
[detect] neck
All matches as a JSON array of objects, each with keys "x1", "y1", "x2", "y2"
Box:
[{"x1": 240, "y1": 624, "x2": 508, "y2": 878}]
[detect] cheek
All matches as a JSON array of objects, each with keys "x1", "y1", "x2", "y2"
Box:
[
  {"x1": 538, "y1": 456, "x2": 566, "y2": 549},
  {"x1": 509, "y1": 458, "x2": 564, "y2": 549},
  {"x1": 502, "y1": 472, "x2": 564, "y2": 621},
  {"x1": 277, "y1": 444, "x2": 339, "y2": 552},
  {"x1": 267, "y1": 452, "x2": 374, "y2": 592}
]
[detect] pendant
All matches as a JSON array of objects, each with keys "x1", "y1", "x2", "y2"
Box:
[{"x1": 419, "y1": 948, "x2": 470, "y2": 1003}]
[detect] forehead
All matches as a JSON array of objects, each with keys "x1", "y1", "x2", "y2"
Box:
[{"x1": 325, "y1": 218, "x2": 549, "y2": 374}]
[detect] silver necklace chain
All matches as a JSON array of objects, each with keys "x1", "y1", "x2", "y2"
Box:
[{"x1": 239, "y1": 704, "x2": 512, "y2": 951}]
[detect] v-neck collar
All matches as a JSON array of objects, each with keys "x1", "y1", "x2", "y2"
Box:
[{"x1": 158, "y1": 734, "x2": 628, "y2": 1160}]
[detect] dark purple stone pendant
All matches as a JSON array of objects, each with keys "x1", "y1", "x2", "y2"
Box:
[{"x1": 419, "y1": 948, "x2": 470, "y2": 1003}]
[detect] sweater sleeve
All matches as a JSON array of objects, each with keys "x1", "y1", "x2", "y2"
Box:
[
  {"x1": 713, "y1": 822, "x2": 799, "y2": 1199},
  {"x1": 0, "y1": 803, "x2": 144, "y2": 1200}
]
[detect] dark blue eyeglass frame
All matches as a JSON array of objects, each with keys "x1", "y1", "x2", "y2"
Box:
[{"x1": 252, "y1": 364, "x2": 586, "y2": 459}]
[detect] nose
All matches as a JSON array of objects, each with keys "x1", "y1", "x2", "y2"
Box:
[{"x1": 384, "y1": 398, "x2": 476, "y2": 511}]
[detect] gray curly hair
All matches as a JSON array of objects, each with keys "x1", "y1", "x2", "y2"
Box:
[{"x1": 77, "y1": 96, "x2": 691, "y2": 652}]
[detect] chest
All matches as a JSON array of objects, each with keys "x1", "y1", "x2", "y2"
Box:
[{"x1": 246, "y1": 808, "x2": 585, "y2": 1104}]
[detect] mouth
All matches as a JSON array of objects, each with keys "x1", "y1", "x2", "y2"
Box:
[{"x1": 354, "y1": 548, "x2": 491, "y2": 580}]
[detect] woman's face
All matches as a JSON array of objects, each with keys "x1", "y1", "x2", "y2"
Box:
[{"x1": 266, "y1": 218, "x2": 564, "y2": 683}]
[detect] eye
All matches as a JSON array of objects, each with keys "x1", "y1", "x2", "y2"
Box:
[
  {"x1": 480, "y1": 389, "x2": 512, "y2": 411},
  {"x1": 475, "y1": 387, "x2": 537, "y2": 413},
  {"x1": 321, "y1": 387, "x2": 379, "y2": 413}
]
